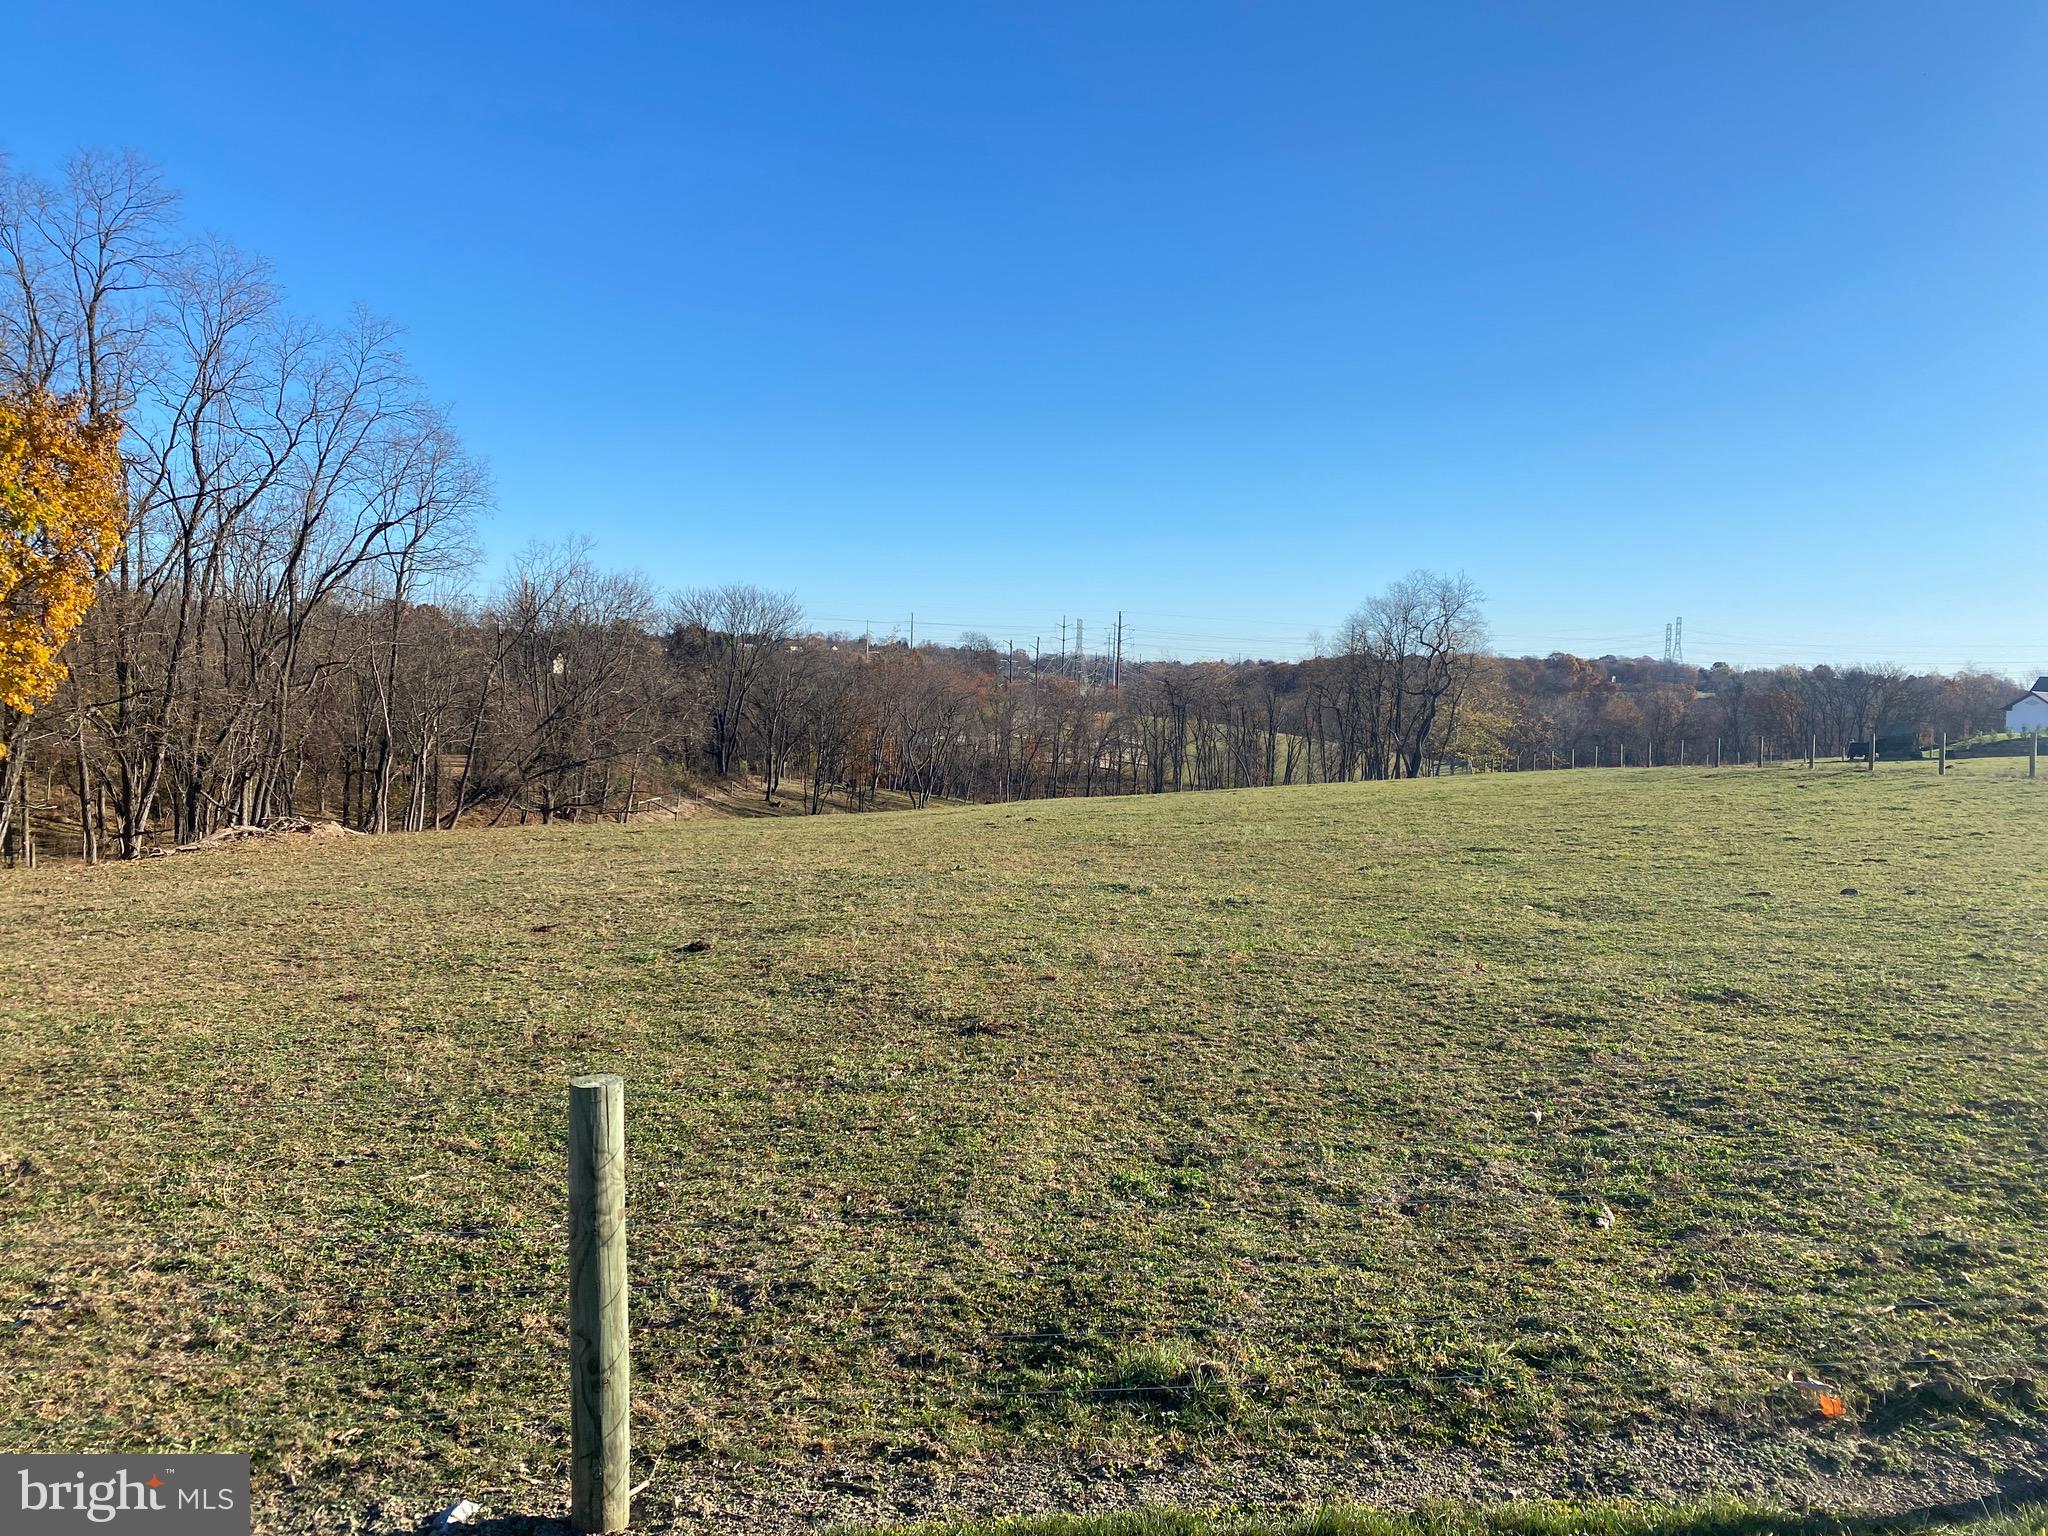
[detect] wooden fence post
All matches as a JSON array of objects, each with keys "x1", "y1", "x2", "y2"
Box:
[
  {"x1": 569, "y1": 1074, "x2": 631, "y2": 1533},
  {"x1": 1808, "y1": 733, "x2": 1815, "y2": 770},
  {"x1": 2033, "y1": 730, "x2": 2040, "y2": 781},
  {"x1": 1938, "y1": 733, "x2": 1946, "y2": 776}
]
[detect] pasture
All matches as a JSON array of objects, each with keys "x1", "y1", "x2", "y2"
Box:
[{"x1": 3, "y1": 760, "x2": 2046, "y2": 1533}]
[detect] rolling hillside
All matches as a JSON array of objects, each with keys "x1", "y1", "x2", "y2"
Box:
[{"x1": 3, "y1": 761, "x2": 2046, "y2": 1532}]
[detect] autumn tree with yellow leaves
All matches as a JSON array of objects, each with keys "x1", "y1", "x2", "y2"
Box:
[{"x1": 0, "y1": 388, "x2": 124, "y2": 750}]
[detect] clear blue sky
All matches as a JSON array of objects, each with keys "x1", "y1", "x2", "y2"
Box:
[{"x1": 10, "y1": 2, "x2": 2045, "y2": 673}]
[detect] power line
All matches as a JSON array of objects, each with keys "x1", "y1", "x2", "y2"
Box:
[{"x1": 789, "y1": 607, "x2": 2035, "y2": 673}]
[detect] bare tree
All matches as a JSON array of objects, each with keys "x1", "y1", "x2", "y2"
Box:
[{"x1": 668, "y1": 584, "x2": 801, "y2": 777}]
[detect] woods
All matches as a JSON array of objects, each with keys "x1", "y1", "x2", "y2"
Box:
[
  {"x1": 1, "y1": 151, "x2": 489, "y2": 857},
  {"x1": 0, "y1": 150, "x2": 2026, "y2": 863}
]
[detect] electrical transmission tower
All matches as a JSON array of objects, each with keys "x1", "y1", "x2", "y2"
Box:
[{"x1": 1662, "y1": 617, "x2": 1685, "y2": 666}]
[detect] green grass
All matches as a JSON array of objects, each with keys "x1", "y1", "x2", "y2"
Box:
[
  {"x1": 4, "y1": 760, "x2": 2047, "y2": 1532},
  {"x1": 1940, "y1": 734, "x2": 2043, "y2": 760}
]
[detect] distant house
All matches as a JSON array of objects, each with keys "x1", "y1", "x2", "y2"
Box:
[{"x1": 2006, "y1": 676, "x2": 2048, "y2": 733}]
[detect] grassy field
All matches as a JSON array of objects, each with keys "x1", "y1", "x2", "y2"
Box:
[{"x1": 4, "y1": 761, "x2": 2047, "y2": 1533}]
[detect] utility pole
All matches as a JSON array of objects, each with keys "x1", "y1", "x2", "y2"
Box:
[
  {"x1": 909, "y1": 612, "x2": 915, "y2": 649},
  {"x1": 1059, "y1": 618, "x2": 1066, "y2": 668},
  {"x1": 1075, "y1": 618, "x2": 1085, "y2": 680}
]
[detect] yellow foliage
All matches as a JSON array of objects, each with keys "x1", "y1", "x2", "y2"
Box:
[{"x1": 0, "y1": 389, "x2": 125, "y2": 747}]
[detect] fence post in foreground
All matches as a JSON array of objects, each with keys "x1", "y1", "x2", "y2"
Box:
[
  {"x1": 2033, "y1": 730, "x2": 2040, "y2": 781},
  {"x1": 1938, "y1": 733, "x2": 1946, "y2": 776},
  {"x1": 1808, "y1": 733, "x2": 1815, "y2": 770},
  {"x1": 569, "y1": 1073, "x2": 631, "y2": 1533}
]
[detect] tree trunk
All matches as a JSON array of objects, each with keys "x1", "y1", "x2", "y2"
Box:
[{"x1": 76, "y1": 716, "x2": 96, "y2": 865}]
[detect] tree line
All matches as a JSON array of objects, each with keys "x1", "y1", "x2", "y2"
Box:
[{"x1": 0, "y1": 151, "x2": 2025, "y2": 862}]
